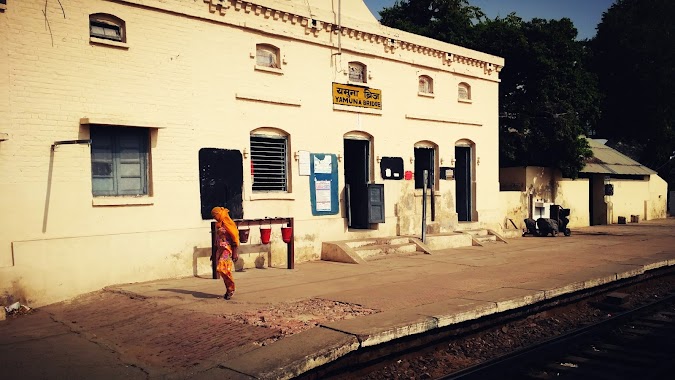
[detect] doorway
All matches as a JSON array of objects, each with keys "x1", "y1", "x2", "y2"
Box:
[
  {"x1": 344, "y1": 138, "x2": 370, "y2": 229},
  {"x1": 455, "y1": 146, "x2": 472, "y2": 221},
  {"x1": 414, "y1": 147, "x2": 435, "y2": 190}
]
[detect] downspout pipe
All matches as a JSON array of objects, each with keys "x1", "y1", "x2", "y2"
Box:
[{"x1": 51, "y1": 139, "x2": 91, "y2": 151}]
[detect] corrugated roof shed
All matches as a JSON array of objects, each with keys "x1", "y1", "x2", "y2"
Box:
[{"x1": 582, "y1": 139, "x2": 655, "y2": 175}]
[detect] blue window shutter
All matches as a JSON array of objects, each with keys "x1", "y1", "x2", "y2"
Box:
[
  {"x1": 116, "y1": 130, "x2": 147, "y2": 195},
  {"x1": 91, "y1": 127, "x2": 148, "y2": 196}
]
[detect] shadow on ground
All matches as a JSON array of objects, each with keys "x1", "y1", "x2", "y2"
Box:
[{"x1": 158, "y1": 288, "x2": 221, "y2": 299}]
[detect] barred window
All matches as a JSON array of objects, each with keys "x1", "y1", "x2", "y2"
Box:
[
  {"x1": 256, "y1": 44, "x2": 280, "y2": 68},
  {"x1": 419, "y1": 75, "x2": 433, "y2": 94},
  {"x1": 250, "y1": 135, "x2": 288, "y2": 192},
  {"x1": 349, "y1": 62, "x2": 366, "y2": 83},
  {"x1": 458, "y1": 82, "x2": 471, "y2": 100},
  {"x1": 89, "y1": 13, "x2": 125, "y2": 42}
]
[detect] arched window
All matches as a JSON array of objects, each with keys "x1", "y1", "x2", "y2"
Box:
[
  {"x1": 418, "y1": 75, "x2": 433, "y2": 94},
  {"x1": 89, "y1": 13, "x2": 125, "y2": 42},
  {"x1": 256, "y1": 44, "x2": 280, "y2": 68},
  {"x1": 348, "y1": 61, "x2": 367, "y2": 83},
  {"x1": 458, "y1": 82, "x2": 471, "y2": 101},
  {"x1": 250, "y1": 128, "x2": 289, "y2": 192}
]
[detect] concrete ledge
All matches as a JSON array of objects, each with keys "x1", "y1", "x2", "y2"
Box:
[
  {"x1": 222, "y1": 328, "x2": 358, "y2": 380},
  {"x1": 464, "y1": 288, "x2": 546, "y2": 313},
  {"x1": 414, "y1": 298, "x2": 497, "y2": 328},
  {"x1": 322, "y1": 309, "x2": 438, "y2": 348}
]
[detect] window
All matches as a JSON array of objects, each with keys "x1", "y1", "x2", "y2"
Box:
[
  {"x1": 256, "y1": 44, "x2": 280, "y2": 68},
  {"x1": 458, "y1": 82, "x2": 471, "y2": 101},
  {"x1": 89, "y1": 14, "x2": 125, "y2": 42},
  {"x1": 91, "y1": 126, "x2": 149, "y2": 196},
  {"x1": 419, "y1": 75, "x2": 433, "y2": 94},
  {"x1": 348, "y1": 62, "x2": 367, "y2": 83},
  {"x1": 250, "y1": 134, "x2": 288, "y2": 192}
]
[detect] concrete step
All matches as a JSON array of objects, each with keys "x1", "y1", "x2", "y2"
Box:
[
  {"x1": 459, "y1": 229, "x2": 489, "y2": 236},
  {"x1": 345, "y1": 237, "x2": 410, "y2": 249},
  {"x1": 474, "y1": 235, "x2": 497, "y2": 243},
  {"x1": 356, "y1": 243, "x2": 419, "y2": 261}
]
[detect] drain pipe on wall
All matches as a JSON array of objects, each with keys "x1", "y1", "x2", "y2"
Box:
[
  {"x1": 422, "y1": 170, "x2": 428, "y2": 243},
  {"x1": 51, "y1": 139, "x2": 91, "y2": 151}
]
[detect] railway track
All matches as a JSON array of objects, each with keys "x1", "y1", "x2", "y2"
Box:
[
  {"x1": 298, "y1": 270, "x2": 675, "y2": 380},
  {"x1": 440, "y1": 293, "x2": 675, "y2": 380}
]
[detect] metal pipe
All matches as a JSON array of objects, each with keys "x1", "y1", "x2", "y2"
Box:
[
  {"x1": 337, "y1": 0, "x2": 342, "y2": 55},
  {"x1": 422, "y1": 170, "x2": 428, "y2": 243},
  {"x1": 51, "y1": 139, "x2": 91, "y2": 151}
]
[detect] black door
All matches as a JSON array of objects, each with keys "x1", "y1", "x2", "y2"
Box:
[
  {"x1": 455, "y1": 146, "x2": 471, "y2": 222},
  {"x1": 198, "y1": 148, "x2": 243, "y2": 220},
  {"x1": 344, "y1": 139, "x2": 370, "y2": 229},
  {"x1": 414, "y1": 147, "x2": 434, "y2": 189}
]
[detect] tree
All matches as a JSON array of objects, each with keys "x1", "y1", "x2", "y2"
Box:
[
  {"x1": 379, "y1": 0, "x2": 484, "y2": 47},
  {"x1": 475, "y1": 17, "x2": 599, "y2": 177},
  {"x1": 379, "y1": 1, "x2": 599, "y2": 177},
  {"x1": 592, "y1": 0, "x2": 675, "y2": 183}
]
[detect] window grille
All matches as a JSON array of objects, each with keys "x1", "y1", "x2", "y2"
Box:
[
  {"x1": 419, "y1": 76, "x2": 433, "y2": 94},
  {"x1": 349, "y1": 62, "x2": 366, "y2": 83},
  {"x1": 256, "y1": 44, "x2": 279, "y2": 68},
  {"x1": 251, "y1": 135, "x2": 287, "y2": 192}
]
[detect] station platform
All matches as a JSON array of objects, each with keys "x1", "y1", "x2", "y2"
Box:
[{"x1": 3, "y1": 219, "x2": 675, "y2": 380}]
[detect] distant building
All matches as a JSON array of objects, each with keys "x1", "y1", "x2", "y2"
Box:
[
  {"x1": 0, "y1": 0, "x2": 504, "y2": 306},
  {"x1": 500, "y1": 139, "x2": 667, "y2": 228}
]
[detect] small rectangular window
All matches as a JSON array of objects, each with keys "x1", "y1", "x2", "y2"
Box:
[
  {"x1": 91, "y1": 126, "x2": 149, "y2": 196},
  {"x1": 251, "y1": 135, "x2": 288, "y2": 192},
  {"x1": 90, "y1": 21, "x2": 122, "y2": 41}
]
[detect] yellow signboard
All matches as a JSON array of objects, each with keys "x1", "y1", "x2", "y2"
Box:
[{"x1": 332, "y1": 82, "x2": 382, "y2": 110}]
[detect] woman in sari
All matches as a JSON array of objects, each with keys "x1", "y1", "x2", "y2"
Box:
[{"x1": 211, "y1": 207, "x2": 240, "y2": 299}]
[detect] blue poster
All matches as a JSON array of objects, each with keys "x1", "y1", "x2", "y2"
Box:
[{"x1": 309, "y1": 153, "x2": 339, "y2": 216}]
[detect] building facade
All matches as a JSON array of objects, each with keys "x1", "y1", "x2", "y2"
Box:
[{"x1": 0, "y1": 0, "x2": 504, "y2": 306}]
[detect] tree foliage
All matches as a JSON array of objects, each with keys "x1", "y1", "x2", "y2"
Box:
[
  {"x1": 379, "y1": 0, "x2": 600, "y2": 178},
  {"x1": 592, "y1": 0, "x2": 675, "y2": 181}
]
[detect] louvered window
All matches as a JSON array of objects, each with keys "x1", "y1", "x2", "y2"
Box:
[
  {"x1": 91, "y1": 126, "x2": 148, "y2": 196},
  {"x1": 419, "y1": 75, "x2": 433, "y2": 94},
  {"x1": 256, "y1": 44, "x2": 280, "y2": 68},
  {"x1": 251, "y1": 135, "x2": 288, "y2": 192},
  {"x1": 458, "y1": 83, "x2": 471, "y2": 100}
]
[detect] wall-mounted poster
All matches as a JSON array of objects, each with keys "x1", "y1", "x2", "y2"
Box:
[{"x1": 310, "y1": 153, "x2": 339, "y2": 215}]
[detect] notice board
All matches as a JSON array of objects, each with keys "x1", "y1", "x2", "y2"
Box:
[{"x1": 309, "y1": 153, "x2": 339, "y2": 216}]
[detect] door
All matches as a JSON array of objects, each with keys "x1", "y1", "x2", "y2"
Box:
[
  {"x1": 198, "y1": 148, "x2": 244, "y2": 220},
  {"x1": 455, "y1": 146, "x2": 472, "y2": 222},
  {"x1": 344, "y1": 139, "x2": 370, "y2": 229},
  {"x1": 414, "y1": 147, "x2": 434, "y2": 190}
]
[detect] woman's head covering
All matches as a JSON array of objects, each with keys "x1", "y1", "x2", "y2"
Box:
[{"x1": 211, "y1": 207, "x2": 240, "y2": 246}]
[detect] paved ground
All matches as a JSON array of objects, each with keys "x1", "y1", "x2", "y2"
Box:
[{"x1": 2, "y1": 219, "x2": 675, "y2": 379}]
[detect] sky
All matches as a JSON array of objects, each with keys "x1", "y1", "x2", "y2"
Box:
[{"x1": 363, "y1": 0, "x2": 617, "y2": 40}]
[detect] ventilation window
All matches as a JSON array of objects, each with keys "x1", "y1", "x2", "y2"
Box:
[
  {"x1": 89, "y1": 14, "x2": 125, "y2": 42},
  {"x1": 250, "y1": 134, "x2": 288, "y2": 192},
  {"x1": 349, "y1": 62, "x2": 367, "y2": 83},
  {"x1": 419, "y1": 75, "x2": 433, "y2": 94},
  {"x1": 256, "y1": 44, "x2": 280, "y2": 68},
  {"x1": 458, "y1": 82, "x2": 471, "y2": 101}
]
